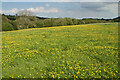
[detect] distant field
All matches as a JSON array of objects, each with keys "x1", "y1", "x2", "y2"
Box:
[{"x1": 2, "y1": 23, "x2": 119, "y2": 78}]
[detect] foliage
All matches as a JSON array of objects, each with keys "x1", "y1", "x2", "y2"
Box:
[
  {"x1": 53, "y1": 18, "x2": 67, "y2": 26},
  {"x1": 35, "y1": 20, "x2": 44, "y2": 28},
  {"x1": 16, "y1": 17, "x2": 31, "y2": 29},
  {"x1": 65, "y1": 17, "x2": 73, "y2": 25},
  {"x1": 1, "y1": 14, "x2": 119, "y2": 31},
  {"x1": 2, "y1": 22, "x2": 14, "y2": 31},
  {"x1": 43, "y1": 19, "x2": 53, "y2": 27},
  {"x1": 72, "y1": 18, "x2": 78, "y2": 25},
  {"x1": 17, "y1": 10, "x2": 35, "y2": 17}
]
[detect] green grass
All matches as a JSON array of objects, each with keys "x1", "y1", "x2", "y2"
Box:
[{"x1": 2, "y1": 23, "x2": 119, "y2": 78}]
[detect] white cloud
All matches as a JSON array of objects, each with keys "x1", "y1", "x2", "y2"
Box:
[
  {"x1": 99, "y1": 3, "x2": 118, "y2": 15},
  {"x1": 55, "y1": 2, "x2": 118, "y2": 19},
  {"x1": 1, "y1": 7, "x2": 58, "y2": 14},
  {"x1": 1, "y1": 8, "x2": 18, "y2": 14},
  {"x1": 27, "y1": 7, "x2": 58, "y2": 13}
]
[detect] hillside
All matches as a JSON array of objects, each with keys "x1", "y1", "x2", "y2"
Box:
[
  {"x1": 2, "y1": 23, "x2": 119, "y2": 78},
  {"x1": 1, "y1": 14, "x2": 119, "y2": 31}
]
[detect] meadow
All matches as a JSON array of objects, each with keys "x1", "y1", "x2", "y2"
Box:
[{"x1": 2, "y1": 23, "x2": 119, "y2": 78}]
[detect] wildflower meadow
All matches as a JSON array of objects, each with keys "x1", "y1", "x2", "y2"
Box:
[{"x1": 2, "y1": 23, "x2": 119, "y2": 78}]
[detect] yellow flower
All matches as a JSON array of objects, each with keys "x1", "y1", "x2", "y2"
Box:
[
  {"x1": 61, "y1": 71, "x2": 64, "y2": 74},
  {"x1": 77, "y1": 71, "x2": 79, "y2": 74},
  {"x1": 69, "y1": 67, "x2": 73, "y2": 69},
  {"x1": 41, "y1": 76, "x2": 43, "y2": 78},
  {"x1": 76, "y1": 76, "x2": 78, "y2": 78},
  {"x1": 36, "y1": 72, "x2": 38, "y2": 74},
  {"x1": 52, "y1": 75, "x2": 55, "y2": 78}
]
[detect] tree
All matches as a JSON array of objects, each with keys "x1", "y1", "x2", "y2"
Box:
[
  {"x1": 43, "y1": 19, "x2": 53, "y2": 27},
  {"x1": 16, "y1": 10, "x2": 36, "y2": 29},
  {"x1": 17, "y1": 10, "x2": 35, "y2": 17},
  {"x1": 64, "y1": 17, "x2": 73, "y2": 25},
  {"x1": 53, "y1": 18, "x2": 67, "y2": 26},
  {"x1": 2, "y1": 22, "x2": 14, "y2": 31},
  {"x1": 72, "y1": 18, "x2": 78, "y2": 25},
  {"x1": 35, "y1": 20, "x2": 44, "y2": 28},
  {"x1": 0, "y1": 14, "x2": 2, "y2": 31},
  {"x1": 16, "y1": 17, "x2": 31, "y2": 29}
]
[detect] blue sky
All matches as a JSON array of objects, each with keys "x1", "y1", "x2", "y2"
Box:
[{"x1": 1, "y1": 2, "x2": 118, "y2": 19}]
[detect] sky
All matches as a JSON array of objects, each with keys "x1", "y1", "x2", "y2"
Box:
[
  {"x1": 1, "y1": 0, "x2": 119, "y2": 2},
  {"x1": 0, "y1": 1, "x2": 119, "y2": 19}
]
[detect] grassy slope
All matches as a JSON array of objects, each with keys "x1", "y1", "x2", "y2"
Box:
[{"x1": 2, "y1": 23, "x2": 119, "y2": 78}]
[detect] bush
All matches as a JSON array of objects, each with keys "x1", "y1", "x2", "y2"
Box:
[
  {"x1": 65, "y1": 18, "x2": 73, "y2": 25},
  {"x1": 53, "y1": 18, "x2": 67, "y2": 26},
  {"x1": 10, "y1": 21, "x2": 18, "y2": 30},
  {"x1": 16, "y1": 17, "x2": 31, "y2": 29},
  {"x1": 2, "y1": 22, "x2": 14, "y2": 31},
  {"x1": 72, "y1": 18, "x2": 78, "y2": 25},
  {"x1": 35, "y1": 21, "x2": 44, "y2": 28},
  {"x1": 43, "y1": 19, "x2": 53, "y2": 27}
]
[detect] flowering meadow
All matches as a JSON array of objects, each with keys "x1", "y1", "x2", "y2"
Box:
[{"x1": 2, "y1": 23, "x2": 119, "y2": 78}]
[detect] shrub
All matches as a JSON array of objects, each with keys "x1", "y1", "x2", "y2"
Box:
[
  {"x1": 64, "y1": 17, "x2": 73, "y2": 25},
  {"x1": 72, "y1": 18, "x2": 78, "y2": 25},
  {"x1": 10, "y1": 21, "x2": 18, "y2": 30},
  {"x1": 53, "y1": 18, "x2": 67, "y2": 26},
  {"x1": 2, "y1": 22, "x2": 14, "y2": 31},
  {"x1": 43, "y1": 19, "x2": 53, "y2": 27},
  {"x1": 35, "y1": 21, "x2": 44, "y2": 28}
]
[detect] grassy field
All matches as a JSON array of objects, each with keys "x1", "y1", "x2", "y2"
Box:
[{"x1": 2, "y1": 23, "x2": 119, "y2": 78}]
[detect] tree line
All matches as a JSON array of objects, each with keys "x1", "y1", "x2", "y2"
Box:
[{"x1": 1, "y1": 11, "x2": 119, "y2": 31}]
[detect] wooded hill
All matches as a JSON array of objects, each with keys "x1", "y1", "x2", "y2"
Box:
[{"x1": 1, "y1": 14, "x2": 120, "y2": 31}]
